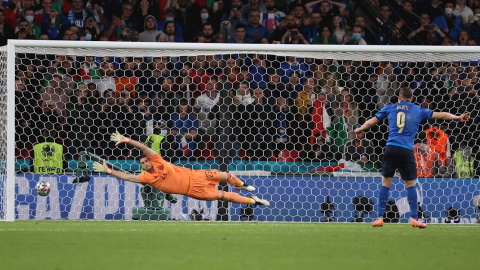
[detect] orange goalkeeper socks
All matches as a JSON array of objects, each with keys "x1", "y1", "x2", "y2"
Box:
[
  {"x1": 223, "y1": 192, "x2": 251, "y2": 204},
  {"x1": 225, "y1": 173, "x2": 243, "y2": 186}
]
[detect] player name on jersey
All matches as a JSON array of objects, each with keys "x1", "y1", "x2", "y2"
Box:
[{"x1": 397, "y1": 105, "x2": 410, "y2": 110}]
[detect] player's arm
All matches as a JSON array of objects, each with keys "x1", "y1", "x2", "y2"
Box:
[
  {"x1": 110, "y1": 131, "x2": 156, "y2": 156},
  {"x1": 432, "y1": 112, "x2": 470, "y2": 122},
  {"x1": 354, "y1": 117, "x2": 380, "y2": 133},
  {"x1": 93, "y1": 160, "x2": 140, "y2": 183}
]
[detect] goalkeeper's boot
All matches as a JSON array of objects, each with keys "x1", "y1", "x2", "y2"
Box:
[
  {"x1": 234, "y1": 182, "x2": 256, "y2": 192},
  {"x1": 251, "y1": 195, "x2": 270, "y2": 207},
  {"x1": 372, "y1": 218, "x2": 384, "y2": 227},
  {"x1": 411, "y1": 219, "x2": 428, "y2": 229}
]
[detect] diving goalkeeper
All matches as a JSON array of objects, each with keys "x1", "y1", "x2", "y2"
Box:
[{"x1": 92, "y1": 131, "x2": 270, "y2": 207}]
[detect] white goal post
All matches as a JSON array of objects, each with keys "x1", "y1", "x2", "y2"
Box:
[{"x1": 2, "y1": 40, "x2": 480, "y2": 222}]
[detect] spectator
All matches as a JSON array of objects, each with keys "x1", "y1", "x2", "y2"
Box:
[
  {"x1": 67, "y1": 0, "x2": 90, "y2": 30},
  {"x1": 134, "y1": 0, "x2": 159, "y2": 32},
  {"x1": 190, "y1": 6, "x2": 214, "y2": 42},
  {"x1": 281, "y1": 26, "x2": 309, "y2": 44},
  {"x1": 291, "y1": 4, "x2": 306, "y2": 28},
  {"x1": 408, "y1": 13, "x2": 445, "y2": 45},
  {"x1": 65, "y1": 83, "x2": 94, "y2": 159},
  {"x1": 209, "y1": 0, "x2": 226, "y2": 31},
  {"x1": 0, "y1": 9, "x2": 16, "y2": 45},
  {"x1": 305, "y1": 0, "x2": 346, "y2": 29},
  {"x1": 467, "y1": 5, "x2": 480, "y2": 44},
  {"x1": 200, "y1": 23, "x2": 215, "y2": 43},
  {"x1": 167, "y1": 99, "x2": 198, "y2": 159},
  {"x1": 224, "y1": 0, "x2": 247, "y2": 33},
  {"x1": 303, "y1": 11, "x2": 322, "y2": 43},
  {"x1": 334, "y1": 88, "x2": 359, "y2": 138},
  {"x1": 41, "y1": 73, "x2": 74, "y2": 122},
  {"x1": 173, "y1": 0, "x2": 198, "y2": 42},
  {"x1": 395, "y1": 0, "x2": 420, "y2": 43},
  {"x1": 453, "y1": 143, "x2": 476, "y2": 177},
  {"x1": 104, "y1": 3, "x2": 137, "y2": 41},
  {"x1": 246, "y1": 9, "x2": 270, "y2": 43},
  {"x1": 265, "y1": 70, "x2": 286, "y2": 99},
  {"x1": 132, "y1": 98, "x2": 154, "y2": 143},
  {"x1": 194, "y1": 75, "x2": 220, "y2": 135},
  {"x1": 285, "y1": 70, "x2": 303, "y2": 100},
  {"x1": 414, "y1": 143, "x2": 440, "y2": 178},
  {"x1": 354, "y1": 15, "x2": 383, "y2": 45},
  {"x1": 241, "y1": 0, "x2": 266, "y2": 20},
  {"x1": 432, "y1": 1, "x2": 464, "y2": 43},
  {"x1": 35, "y1": 0, "x2": 54, "y2": 25},
  {"x1": 32, "y1": 100, "x2": 64, "y2": 144},
  {"x1": 15, "y1": 18, "x2": 36, "y2": 40},
  {"x1": 157, "y1": 7, "x2": 183, "y2": 40},
  {"x1": 342, "y1": 25, "x2": 367, "y2": 45},
  {"x1": 343, "y1": 124, "x2": 377, "y2": 171},
  {"x1": 249, "y1": 54, "x2": 268, "y2": 89},
  {"x1": 271, "y1": 13, "x2": 294, "y2": 42},
  {"x1": 245, "y1": 88, "x2": 275, "y2": 160},
  {"x1": 273, "y1": 96, "x2": 296, "y2": 145},
  {"x1": 261, "y1": 0, "x2": 285, "y2": 33},
  {"x1": 164, "y1": 21, "x2": 184, "y2": 42},
  {"x1": 331, "y1": 15, "x2": 345, "y2": 44},
  {"x1": 424, "y1": 122, "x2": 451, "y2": 167},
  {"x1": 42, "y1": 9, "x2": 71, "y2": 40},
  {"x1": 301, "y1": 133, "x2": 340, "y2": 162},
  {"x1": 85, "y1": 0, "x2": 109, "y2": 32},
  {"x1": 23, "y1": 8, "x2": 42, "y2": 39},
  {"x1": 454, "y1": 0, "x2": 473, "y2": 26},
  {"x1": 138, "y1": 15, "x2": 163, "y2": 42},
  {"x1": 82, "y1": 15, "x2": 101, "y2": 40},
  {"x1": 457, "y1": 30, "x2": 470, "y2": 45},
  {"x1": 296, "y1": 77, "x2": 318, "y2": 124},
  {"x1": 376, "y1": 63, "x2": 400, "y2": 109},
  {"x1": 234, "y1": 81, "x2": 255, "y2": 106},
  {"x1": 228, "y1": 22, "x2": 252, "y2": 43},
  {"x1": 79, "y1": 56, "x2": 101, "y2": 80},
  {"x1": 279, "y1": 56, "x2": 308, "y2": 85},
  {"x1": 311, "y1": 26, "x2": 337, "y2": 44},
  {"x1": 424, "y1": 0, "x2": 445, "y2": 24}
]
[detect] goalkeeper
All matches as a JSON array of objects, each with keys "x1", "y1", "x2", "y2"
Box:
[{"x1": 93, "y1": 131, "x2": 270, "y2": 207}]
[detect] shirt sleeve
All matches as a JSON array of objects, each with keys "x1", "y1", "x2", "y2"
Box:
[
  {"x1": 421, "y1": 108, "x2": 433, "y2": 120},
  {"x1": 375, "y1": 105, "x2": 390, "y2": 121},
  {"x1": 138, "y1": 173, "x2": 147, "y2": 184}
]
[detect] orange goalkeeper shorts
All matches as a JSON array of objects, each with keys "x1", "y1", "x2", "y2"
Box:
[{"x1": 186, "y1": 169, "x2": 222, "y2": 200}]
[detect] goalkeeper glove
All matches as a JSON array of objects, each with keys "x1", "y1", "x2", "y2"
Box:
[
  {"x1": 111, "y1": 130, "x2": 130, "y2": 146},
  {"x1": 92, "y1": 160, "x2": 112, "y2": 174}
]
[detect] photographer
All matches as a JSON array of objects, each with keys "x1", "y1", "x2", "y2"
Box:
[
  {"x1": 281, "y1": 27, "x2": 309, "y2": 44},
  {"x1": 15, "y1": 18, "x2": 36, "y2": 40},
  {"x1": 408, "y1": 13, "x2": 446, "y2": 45}
]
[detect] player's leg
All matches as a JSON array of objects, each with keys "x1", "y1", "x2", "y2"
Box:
[
  {"x1": 404, "y1": 180, "x2": 427, "y2": 228},
  {"x1": 373, "y1": 146, "x2": 397, "y2": 227},
  {"x1": 219, "y1": 172, "x2": 256, "y2": 192},
  {"x1": 219, "y1": 190, "x2": 270, "y2": 206}
]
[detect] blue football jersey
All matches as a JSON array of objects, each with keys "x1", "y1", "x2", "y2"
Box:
[{"x1": 375, "y1": 101, "x2": 433, "y2": 150}]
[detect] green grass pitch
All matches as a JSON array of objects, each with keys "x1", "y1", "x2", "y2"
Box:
[{"x1": 1, "y1": 221, "x2": 479, "y2": 270}]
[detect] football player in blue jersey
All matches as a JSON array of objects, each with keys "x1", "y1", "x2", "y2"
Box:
[{"x1": 354, "y1": 87, "x2": 470, "y2": 228}]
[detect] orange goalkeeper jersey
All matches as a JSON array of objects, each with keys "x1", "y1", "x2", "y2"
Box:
[{"x1": 137, "y1": 153, "x2": 192, "y2": 195}]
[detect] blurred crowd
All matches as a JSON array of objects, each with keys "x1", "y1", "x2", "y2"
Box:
[
  {"x1": 2, "y1": 0, "x2": 480, "y2": 45},
  {"x1": 9, "y1": 0, "x2": 480, "y2": 177}
]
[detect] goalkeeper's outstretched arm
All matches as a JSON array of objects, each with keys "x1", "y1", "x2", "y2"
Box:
[
  {"x1": 111, "y1": 131, "x2": 156, "y2": 156},
  {"x1": 92, "y1": 160, "x2": 140, "y2": 183}
]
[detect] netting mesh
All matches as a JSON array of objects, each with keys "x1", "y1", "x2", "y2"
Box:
[
  {"x1": 7, "y1": 44, "x2": 480, "y2": 222},
  {"x1": 0, "y1": 46, "x2": 6, "y2": 220}
]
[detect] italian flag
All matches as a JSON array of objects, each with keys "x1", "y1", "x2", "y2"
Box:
[
  {"x1": 327, "y1": 115, "x2": 348, "y2": 153},
  {"x1": 310, "y1": 98, "x2": 331, "y2": 144}
]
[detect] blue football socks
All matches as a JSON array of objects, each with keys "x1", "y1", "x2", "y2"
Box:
[
  {"x1": 407, "y1": 186, "x2": 418, "y2": 220},
  {"x1": 378, "y1": 185, "x2": 390, "y2": 218}
]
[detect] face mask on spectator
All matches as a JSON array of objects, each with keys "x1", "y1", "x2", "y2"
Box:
[
  {"x1": 165, "y1": 17, "x2": 174, "y2": 22},
  {"x1": 51, "y1": 18, "x2": 56, "y2": 25},
  {"x1": 352, "y1": 33, "x2": 361, "y2": 40},
  {"x1": 201, "y1": 13, "x2": 209, "y2": 20},
  {"x1": 445, "y1": 8, "x2": 453, "y2": 14},
  {"x1": 25, "y1": 15, "x2": 34, "y2": 23},
  {"x1": 85, "y1": 33, "x2": 92, "y2": 41}
]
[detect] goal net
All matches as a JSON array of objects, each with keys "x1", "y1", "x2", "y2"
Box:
[{"x1": 2, "y1": 40, "x2": 480, "y2": 223}]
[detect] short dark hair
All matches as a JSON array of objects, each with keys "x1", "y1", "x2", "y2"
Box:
[
  {"x1": 399, "y1": 87, "x2": 413, "y2": 100},
  {"x1": 138, "y1": 154, "x2": 149, "y2": 161}
]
